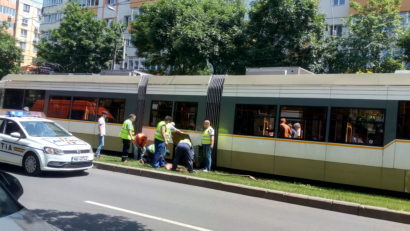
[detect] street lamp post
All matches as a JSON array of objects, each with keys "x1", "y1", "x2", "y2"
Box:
[{"x1": 107, "y1": 4, "x2": 126, "y2": 70}]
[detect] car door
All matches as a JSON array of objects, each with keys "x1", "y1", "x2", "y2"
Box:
[
  {"x1": 0, "y1": 119, "x2": 12, "y2": 164},
  {"x1": 2, "y1": 120, "x2": 27, "y2": 165}
]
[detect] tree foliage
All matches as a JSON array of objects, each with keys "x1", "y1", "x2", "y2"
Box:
[
  {"x1": 399, "y1": 29, "x2": 410, "y2": 65},
  {"x1": 0, "y1": 22, "x2": 22, "y2": 78},
  {"x1": 131, "y1": 0, "x2": 246, "y2": 75},
  {"x1": 327, "y1": 0, "x2": 404, "y2": 73},
  {"x1": 246, "y1": 0, "x2": 326, "y2": 73},
  {"x1": 37, "y1": 3, "x2": 122, "y2": 73}
]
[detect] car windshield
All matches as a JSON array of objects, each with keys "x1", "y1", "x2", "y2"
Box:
[
  {"x1": 20, "y1": 121, "x2": 71, "y2": 137},
  {"x1": 0, "y1": 184, "x2": 22, "y2": 218}
]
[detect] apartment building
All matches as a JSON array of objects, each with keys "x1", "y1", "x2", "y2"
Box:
[
  {"x1": 1, "y1": 0, "x2": 41, "y2": 66},
  {"x1": 319, "y1": 0, "x2": 410, "y2": 36},
  {"x1": 0, "y1": 0, "x2": 17, "y2": 35},
  {"x1": 39, "y1": 0, "x2": 155, "y2": 71},
  {"x1": 97, "y1": 0, "x2": 156, "y2": 70},
  {"x1": 15, "y1": 0, "x2": 41, "y2": 66}
]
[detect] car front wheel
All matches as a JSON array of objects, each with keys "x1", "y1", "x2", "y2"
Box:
[{"x1": 23, "y1": 153, "x2": 41, "y2": 176}]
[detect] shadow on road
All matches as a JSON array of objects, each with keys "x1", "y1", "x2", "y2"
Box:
[
  {"x1": 31, "y1": 209, "x2": 152, "y2": 231},
  {"x1": 0, "y1": 163, "x2": 90, "y2": 178}
]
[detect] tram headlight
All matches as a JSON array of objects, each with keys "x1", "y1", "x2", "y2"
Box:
[{"x1": 44, "y1": 147, "x2": 64, "y2": 155}]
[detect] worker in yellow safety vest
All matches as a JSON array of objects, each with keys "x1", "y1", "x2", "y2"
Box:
[
  {"x1": 118, "y1": 114, "x2": 136, "y2": 162},
  {"x1": 202, "y1": 120, "x2": 215, "y2": 172},
  {"x1": 172, "y1": 138, "x2": 195, "y2": 173},
  {"x1": 152, "y1": 116, "x2": 173, "y2": 168}
]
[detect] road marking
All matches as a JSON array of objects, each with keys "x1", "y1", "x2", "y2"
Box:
[{"x1": 85, "y1": 200, "x2": 213, "y2": 231}]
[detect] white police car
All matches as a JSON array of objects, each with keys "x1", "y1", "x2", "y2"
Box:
[{"x1": 0, "y1": 111, "x2": 94, "y2": 175}]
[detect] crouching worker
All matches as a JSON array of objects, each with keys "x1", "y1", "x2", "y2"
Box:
[
  {"x1": 133, "y1": 133, "x2": 147, "y2": 162},
  {"x1": 172, "y1": 139, "x2": 195, "y2": 173}
]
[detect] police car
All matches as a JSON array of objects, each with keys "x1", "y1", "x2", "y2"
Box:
[{"x1": 0, "y1": 111, "x2": 94, "y2": 175}]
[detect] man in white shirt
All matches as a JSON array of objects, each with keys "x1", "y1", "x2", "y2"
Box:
[{"x1": 95, "y1": 111, "x2": 108, "y2": 158}]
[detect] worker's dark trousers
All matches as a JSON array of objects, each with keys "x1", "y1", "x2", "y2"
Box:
[
  {"x1": 172, "y1": 143, "x2": 194, "y2": 173},
  {"x1": 121, "y1": 139, "x2": 130, "y2": 162}
]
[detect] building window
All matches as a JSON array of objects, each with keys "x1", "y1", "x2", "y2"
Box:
[
  {"x1": 124, "y1": 15, "x2": 130, "y2": 25},
  {"x1": 76, "y1": 0, "x2": 99, "y2": 7},
  {"x1": 70, "y1": 97, "x2": 98, "y2": 121},
  {"x1": 42, "y1": 13, "x2": 63, "y2": 24},
  {"x1": 174, "y1": 102, "x2": 198, "y2": 130},
  {"x1": 131, "y1": 8, "x2": 140, "y2": 20},
  {"x1": 333, "y1": 0, "x2": 345, "y2": 6},
  {"x1": 43, "y1": 0, "x2": 63, "y2": 7},
  {"x1": 107, "y1": 0, "x2": 116, "y2": 5},
  {"x1": 0, "y1": 6, "x2": 16, "y2": 17},
  {"x1": 19, "y1": 42, "x2": 26, "y2": 49},
  {"x1": 3, "y1": 89, "x2": 24, "y2": 109},
  {"x1": 234, "y1": 104, "x2": 276, "y2": 137},
  {"x1": 20, "y1": 29, "x2": 28, "y2": 37},
  {"x1": 329, "y1": 108, "x2": 385, "y2": 146},
  {"x1": 150, "y1": 101, "x2": 173, "y2": 127},
  {"x1": 98, "y1": 98, "x2": 125, "y2": 123},
  {"x1": 23, "y1": 4, "x2": 30, "y2": 13},
  {"x1": 279, "y1": 106, "x2": 327, "y2": 141},
  {"x1": 22, "y1": 18, "x2": 28, "y2": 26},
  {"x1": 24, "y1": 90, "x2": 45, "y2": 112},
  {"x1": 397, "y1": 102, "x2": 410, "y2": 139},
  {"x1": 47, "y1": 96, "x2": 72, "y2": 119},
  {"x1": 329, "y1": 25, "x2": 343, "y2": 36}
]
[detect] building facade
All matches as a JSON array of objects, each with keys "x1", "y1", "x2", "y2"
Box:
[
  {"x1": 40, "y1": 0, "x2": 68, "y2": 38},
  {"x1": 319, "y1": 0, "x2": 410, "y2": 36},
  {"x1": 39, "y1": 0, "x2": 155, "y2": 71},
  {"x1": 15, "y1": 0, "x2": 41, "y2": 66},
  {"x1": 0, "y1": 0, "x2": 17, "y2": 35},
  {"x1": 1, "y1": 0, "x2": 41, "y2": 66}
]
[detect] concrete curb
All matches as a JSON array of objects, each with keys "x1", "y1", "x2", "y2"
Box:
[{"x1": 93, "y1": 162, "x2": 410, "y2": 224}]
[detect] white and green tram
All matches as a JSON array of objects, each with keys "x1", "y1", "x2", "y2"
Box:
[{"x1": 2, "y1": 73, "x2": 410, "y2": 193}]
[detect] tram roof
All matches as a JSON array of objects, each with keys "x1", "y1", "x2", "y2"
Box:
[
  {"x1": 4, "y1": 73, "x2": 410, "y2": 86},
  {"x1": 225, "y1": 74, "x2": 410, "y2": 86},
  {"x1": 2, "y1": 74, "x2": 141, "y2": 84},
  {"x1": 2, "y1": 74, "x2": 211, "y2": 85}
]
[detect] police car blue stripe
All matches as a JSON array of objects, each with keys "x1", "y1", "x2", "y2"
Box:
[
  {"x1": 0, "y1": 140, "x2": 43, "y2": 151},
  {"x1": 0, "y1": 150, "x2": 22, "y2": 157}
]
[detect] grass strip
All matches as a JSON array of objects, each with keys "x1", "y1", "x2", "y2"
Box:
[{"x1": 97, "y1": 154, "x2": 410, "y2": 212}]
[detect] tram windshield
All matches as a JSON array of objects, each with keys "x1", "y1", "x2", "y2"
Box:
[{"x1": 20, "y1": 121, "x2": 71, "y2": 137}]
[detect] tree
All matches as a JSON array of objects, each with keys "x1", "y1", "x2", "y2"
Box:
[
  {"x1": 37, "y1": 3, "x2": 122, "y2": 73},
  {"x1": 0, "y1": 22, "x2": 22, "y2": 78},
  {"x1": 328, "y1": 0, "x2": 403, "y2": 73},
  {"x1": 246, "y1": 0, "x2": 326, "y2": 73},
  {"x1": 399, "y1": 29, "x2": 410, "y2": 67},
  {"x1": 131, "y1": 0, "x2": 247, "y2": 75}
]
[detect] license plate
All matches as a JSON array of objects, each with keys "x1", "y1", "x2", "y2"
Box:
[{"x1": 71, "y1": 156, "x2": 88, "y2": 162}]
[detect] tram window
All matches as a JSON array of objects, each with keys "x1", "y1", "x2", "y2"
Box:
[
  {"x1": 174, "y1": 102, "x2": 197, "y2": 130},
  {"x1": 397, "y1": 102, "x2": 410, "y2": 139},
  {"x1": 47, "y1": 96, "x2": 72, "y2": 119},
  {"x1": 149, "y1": 101, "x2": 173, "y2": 127},
  {"x1": 234, "y1": 104, "x2": 276, "y2": 137},
  {"x1": 280, "y1": 106, "x2": 327, "y2": 141},
  {"x1": 329, "y1": 108, "x2": 385, "y2": 146},
  {"x1": 23, "y1": 90, "x2": 45, "y2": 111},
  {"x1": 98, "y1": 98, "x2": 125, "y2": 123},
  {"x1": 70, "y1": 97, "x2": 98, "y2": 121},
  {"x1": 3, "y1": 89, "x2": 24, "y2": 109}
]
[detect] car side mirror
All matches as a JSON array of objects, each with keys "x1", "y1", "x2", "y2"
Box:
[
  {"x1": 10, "y1": 132, "x2": 21, "y2": 138},
  {"x1": 0, "y1": 172, "x2": 24, "y2": 199}
]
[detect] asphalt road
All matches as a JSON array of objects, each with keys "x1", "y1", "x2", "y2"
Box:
[{"x1": 2, "y1": 164, "x2": 410, "y2": 231}]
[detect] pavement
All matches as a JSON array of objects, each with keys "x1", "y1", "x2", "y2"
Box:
[{"x1": 2, "y1": 164, "x2": 410, "y2": 231}]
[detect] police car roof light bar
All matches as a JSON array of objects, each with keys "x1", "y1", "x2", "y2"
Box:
[{"x1": 6, "y1": 111, "x2": 27, "y2": 117}]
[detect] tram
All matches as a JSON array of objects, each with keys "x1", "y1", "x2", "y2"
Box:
[{"x1": 2, "y1": 73, "x2": 410, "y2": 193}]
